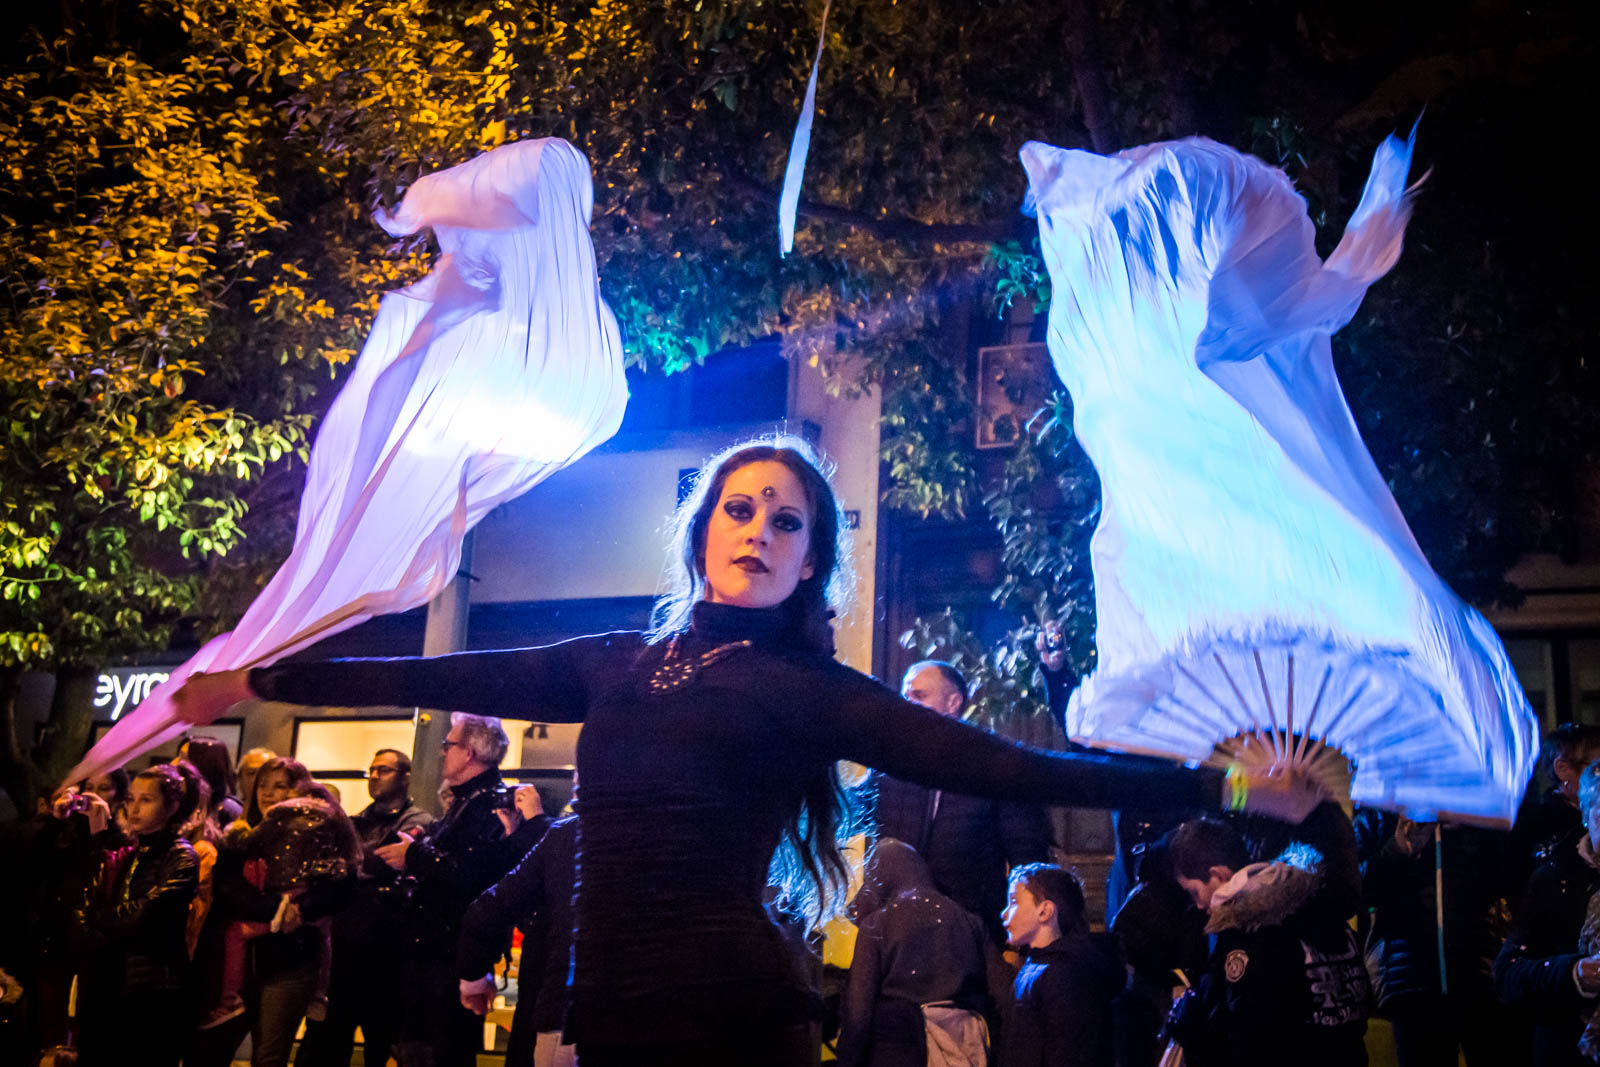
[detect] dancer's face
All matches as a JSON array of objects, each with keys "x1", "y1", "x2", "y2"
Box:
[{"x1": 701, "y1": 460, "x2": 815, "y2": 610}]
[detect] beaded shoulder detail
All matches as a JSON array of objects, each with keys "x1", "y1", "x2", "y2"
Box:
[{"x1": 647, "y1": 635, "x2": 753, "y2": 693}]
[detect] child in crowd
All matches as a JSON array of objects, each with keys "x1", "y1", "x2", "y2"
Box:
[
  {"x1": 201, "y1": 783, "x2": 359, "y2": 1029},
  {"x1": 999, "y1": 863, "x2": 1122, "y2": 1067},
  {"x1": 68, "y1": 763, "x2": 203, "y2": 1066},
  {"x1": 1165, "y1": 813, "x2": 1369, "y2": 1067},
  {"x1": 837, "y1": 838, "x2": 991, "y2": 1067}
]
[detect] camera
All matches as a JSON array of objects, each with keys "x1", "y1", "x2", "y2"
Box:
[{"x1": 64, "y1": 793, "x2": 92, "y2": 817}]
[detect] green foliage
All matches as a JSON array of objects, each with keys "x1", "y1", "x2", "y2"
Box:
[
  {"x1": 1, "y1": 0, "x2": 1591, "y2": 768},
  {"x1": 0, "y1": 38, "x2": 321, "y2": 670}
]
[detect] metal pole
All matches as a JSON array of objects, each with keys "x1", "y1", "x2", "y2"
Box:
[
  {"x1": 411, "y1": 531, "x2": 475, "y2": 814},
  {"x1": 1434, "y1": 823, "x2": 1448, "y2": 997}
]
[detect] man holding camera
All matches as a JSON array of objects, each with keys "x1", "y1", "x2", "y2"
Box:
[{"x1": 367, "y1": 713, "x2": 537, "y2": 1067}]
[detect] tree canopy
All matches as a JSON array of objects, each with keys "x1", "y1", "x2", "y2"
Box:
[{"x1": 2, "y1": 0, "x2": 1593, "y2": 792}]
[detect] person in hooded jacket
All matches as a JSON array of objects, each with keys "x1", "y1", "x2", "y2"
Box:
[
  {"x1": 1358, "y1": 808, "x2": 1518, "y2": 1066},
  {"x1": 999, "y1": 863, "x2": 1123, "y2": 1067},
  {"x1": 1496, "y1": 761, "x2": 1600, "y2": 1067},
  {"x1": 1107, "y1": 834, "x2": 1208, "y2": 1067},
  {"x1": 67, "y1": 762, "x2": 203, "y2": 1066},
  {"x1": 1166, "y1": 804, "x2": 1368, "y2": 1067},
  {"x1": 838, "y1": 838, "x2": 992, "y2": 1067}
]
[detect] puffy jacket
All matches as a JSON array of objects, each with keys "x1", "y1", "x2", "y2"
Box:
[
  {"x1": 70, "y1": 828, "x2": 199, "y2": 993},
  {"x1": 1494, "y1": 826, "x2": 1600, "y2": 1066},
  {"x1": 1169, "y1": 830, "x2": 1370, "y2": 1067},
  {"x1": 1359, "y1": 812, "x2": 1510, "y2": 1010},
  {"x1": 838, "y1": 840, "x2": 991, "y2": 1067}
]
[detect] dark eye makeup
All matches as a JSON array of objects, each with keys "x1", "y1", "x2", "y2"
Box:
[{"x1": 722, "y1": 496, "x2": 805, "y2": 532}]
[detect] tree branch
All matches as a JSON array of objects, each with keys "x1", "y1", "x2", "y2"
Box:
[{"x1": 715, "y1": 163, "x2": 1025, "y2": 246}]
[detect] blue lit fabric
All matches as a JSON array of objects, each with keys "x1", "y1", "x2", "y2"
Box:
[
  {"x1": 1020, "y1": 134, "x2": 1536, "y2": 824},
  {"x1": 70, "y1": 139, "x2": 627, "y2": 783}
]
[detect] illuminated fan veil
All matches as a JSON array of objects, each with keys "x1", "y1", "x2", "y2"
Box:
[
  {"x1": 1020, "y1": 134, "x2": 1537, "y2": 825},
  {"x1": 65, "y1": 138, "x2": 628, "y2": 785}
]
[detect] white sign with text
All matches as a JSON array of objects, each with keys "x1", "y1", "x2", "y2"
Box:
[{"x1": 94, "y1": 671, "x2": 171, "y2": 721}]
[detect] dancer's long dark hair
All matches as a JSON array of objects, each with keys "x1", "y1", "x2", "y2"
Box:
[{"x1": 650, "y1": 434, "x2": 860, "y2": 930}]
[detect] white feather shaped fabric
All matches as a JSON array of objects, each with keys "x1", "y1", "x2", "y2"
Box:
[
  {"x1": 68, "y1": 138, "x2": 627, "y2": 782},
  {"x1": 1020, "y1": 134, "x2": 1536, "y2": 824}
]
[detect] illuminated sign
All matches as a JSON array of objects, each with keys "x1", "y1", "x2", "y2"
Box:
[{"x1": 94, "y1": 670, "x2": 170, "y2": 721}]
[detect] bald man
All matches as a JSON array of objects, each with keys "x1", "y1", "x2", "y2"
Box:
[{"x1": 871, "y1": 660, "x2": 1053, "y2": 943}]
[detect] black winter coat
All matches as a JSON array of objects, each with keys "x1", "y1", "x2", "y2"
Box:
[
  {"x1": 872, "y1": 771, "x2": 1051, "y2": 937},
  {"x1": 1358, "y1": 812, "x2": 1510, "y2": 1010},
  {"x1": 1168, "y1": 805, "x2": 1368, "y2": 1067},
  {"x1": 458, "y1": 814, "x2": 576, "y2": 1034},
  {"x1": 837, "y1": 882, "x2": 990, "y2": 1067},
  {"x1": 403, "y1": 767, "x2": 525, "y2": 959},
  {"x1": 70, "y1": 828, "x2": 199, "y2": 994},
  {"x1": 1494, "y1": 827, "x2": 1600, "y2": 1067},
  {"x1": 1001, "y1": 932, "x2": 1125, "y2": 1067},
  {"x1": 209, "y1": 844, "x2": 354, "y2": 981}
]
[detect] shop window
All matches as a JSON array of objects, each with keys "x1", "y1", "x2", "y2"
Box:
[
  {"x1": 293, "y1": 717, "x2": 415, "y2": 816},
  {"x1": 1505, "y1": 638, "x2": 1556, "y2": 728},
  {"x1": 1572, "y1": 638, "x2": 1600, "y2": 724}
]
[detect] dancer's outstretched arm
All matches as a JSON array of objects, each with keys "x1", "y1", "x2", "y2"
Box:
[
  {"x1": 791, "y1": 659, "x2": 1321, "y2": 823},
  {"x1": 175, "y1": 631, "x2": 640, "y2": 725}
]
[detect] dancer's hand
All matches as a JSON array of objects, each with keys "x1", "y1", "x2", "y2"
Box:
[
  {"x1": 1576, "y1": 956, "x2": 1600, "y2": 995},
  {"x1": 1232, "y1": 766, "x2": 1325, "y2": 824},
  {"x1": 173, "y1": 669, "x2": 255, "y2": 725},
  {"x1": 459, "y1": 975, "x2": 496, "y2": 1015},
  {"x1": 1394, "y1": 816, "x2": 1435, "y2": 856}
]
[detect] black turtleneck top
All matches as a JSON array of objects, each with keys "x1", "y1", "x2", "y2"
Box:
[{"x1": 252, "y1": 601, "x2": 1223, "y2": 1046}]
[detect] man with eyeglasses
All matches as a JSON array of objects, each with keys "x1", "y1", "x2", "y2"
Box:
[
  {"x1": 361, "y1": 713, "x2": 525, "y2": 1067},
  {"x1": 298, "y1": 748, "x2": 435, "y2": 1067},
  {"x1": 354, "y1": 748, "x2": 435, "y2": 859}
]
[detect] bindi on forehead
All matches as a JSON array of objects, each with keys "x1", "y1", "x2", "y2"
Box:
[{"x1": 725, "y1": 460, "x2": 804, "y2": 493}]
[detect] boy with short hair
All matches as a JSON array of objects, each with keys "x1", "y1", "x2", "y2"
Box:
[
  {"x1": 999, "y1": 863, "x2": 1123, "y2": 1067},
  {"x1": 1166, "y1": 810, "x2": 1369, "y2": 1067}
]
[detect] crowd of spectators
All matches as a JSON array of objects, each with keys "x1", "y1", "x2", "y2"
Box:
[{"x1": 6, "y1": 681, "x2": 1600, "y2": 1067}]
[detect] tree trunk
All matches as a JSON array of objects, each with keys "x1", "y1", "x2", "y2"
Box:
[
  {"x1": 0, "y1": 664, "x2": 31, "y2": 814},
  {"x1": 39, "y1": 668, "x2": 100, "y2": 789},
  {"x1": 1155, "y1": 0, "x2": 1201, "y2": 138},
  {"x1": 1066, "y1": 0, "x2": 1119, "y2": 153}
]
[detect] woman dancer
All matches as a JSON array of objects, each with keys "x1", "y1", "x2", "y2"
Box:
[{"x1": 173, "y1": 436, "x2": 1318, "y2": 1066}]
